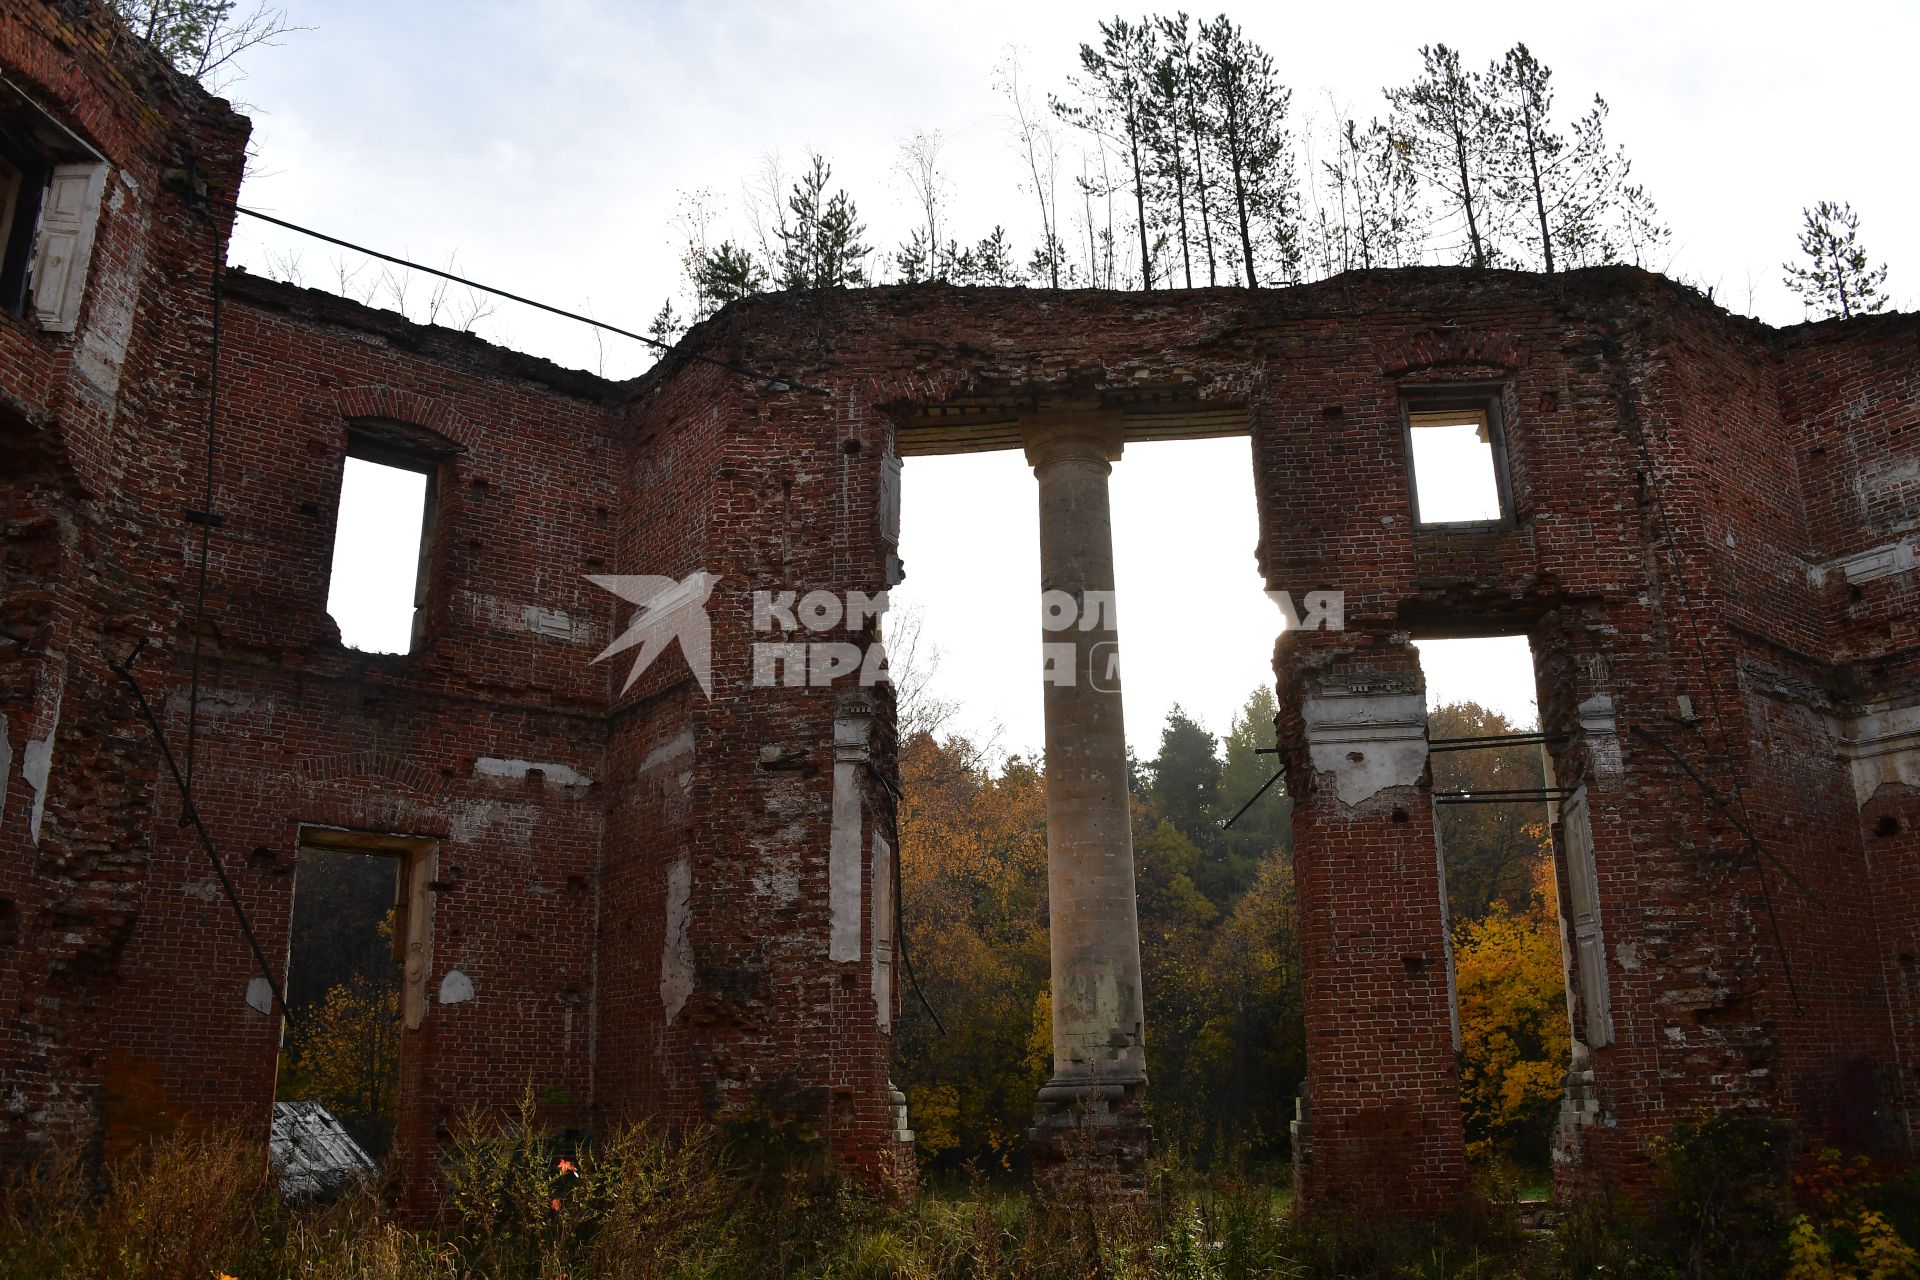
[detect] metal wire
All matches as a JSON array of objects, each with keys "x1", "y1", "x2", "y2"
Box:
[
  {"x1": 110, "y1": 640, "x2": 295, "y2": 1026},
  {"x1": 233, "y1": 205, "x2": 830, "y2": 395}
]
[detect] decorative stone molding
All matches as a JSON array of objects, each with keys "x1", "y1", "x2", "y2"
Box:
[
  {"x1": 1806, "y1": 538, "x2": 1917, "y2": 588},
  {"x1": 1302, "y1": 680, "x2": 1428, "y2": 806},
  {"x1": 1833, "y1": 702, "x2": 1920, "y2": 806},
  {"x1": 1577, "y1": 693, "x2": 1623, "y2": 779}
]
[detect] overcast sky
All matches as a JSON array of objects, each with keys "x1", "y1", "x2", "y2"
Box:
[{"x1": 240, "y1": 0, "x2": 1916, "y2": 759}]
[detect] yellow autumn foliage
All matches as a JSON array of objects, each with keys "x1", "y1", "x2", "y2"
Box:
[{"x1": 1453, "y1": 850, "x2": 1569, "y2": 1164}]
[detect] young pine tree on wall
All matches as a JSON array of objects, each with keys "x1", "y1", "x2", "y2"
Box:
[
  {"x1": 1144, "y1": 27, "x2": 1200, "y2": 288},
  {"x1": 1485, "y1": 43, "x2": 1668, "y2": 273},
  {"x1": 1054, "y1": 18, "x2": 1161, "y2": 289},
  {"x1": 111, "y1": 0, "x2": 296, "y2": 87},
  {"x1": 778, "y1": 154, "x2": 872, "y2": 290},
  {"x1": 1783, "y1": 201, "x2": 1892, "y2": 319},
  {"x1": 1312, "y1": 115, "x2": 1426, "y2": 275},
  {"x1": 1198, "y1": 16, "x2": 1299, "y2": 288},
  {"x1": 1159, "y1": 13, "x2": 1222, "y2": 286},
  {"x1": 1388, "y1": 44, "x2": 1503, "y2": 269}
]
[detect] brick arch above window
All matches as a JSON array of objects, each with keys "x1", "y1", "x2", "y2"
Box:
[
  {"x1": 1378, "y1": 328, "x2": 1521, "y2": 380},
  {"x1": 297, "y1": 748, "x2": 441, "y2": 796},
  {"x1": 331, "y1": 386, "x2": 474, "y2": 449}
]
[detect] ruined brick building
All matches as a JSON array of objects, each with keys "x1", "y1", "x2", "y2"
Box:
[{"x1": 2, "y1": 0, "x2": 1916, "y2": 1217}]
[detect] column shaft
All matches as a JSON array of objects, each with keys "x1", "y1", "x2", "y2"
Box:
[{"x1": 1023, "y1": 414, "x2": 1151, "y2": 1195}]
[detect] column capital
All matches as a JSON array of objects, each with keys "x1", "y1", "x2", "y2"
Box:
[{"x1": 1020, "y1": 406, "x2": 1126, "y2": 473}]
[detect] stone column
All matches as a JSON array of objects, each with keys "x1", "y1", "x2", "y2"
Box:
[{"x1": 1021, "y1": 411, "x2": 1152, "y2": 1196}]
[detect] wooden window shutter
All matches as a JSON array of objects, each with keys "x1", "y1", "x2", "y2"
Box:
[
  {"x1": 30, "y1": 162, "x2": 106, "y2": 333},
  {"x1": 1560, "y1": 787, "x2": 1613, "y2": 1048}
]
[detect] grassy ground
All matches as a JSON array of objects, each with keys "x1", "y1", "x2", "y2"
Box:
[
  {"x1": 0, "y1": 1119, "x2": 1552, "y2": 1280},
  {"x1": 5, "y1": 1111, "x2": 1911, "y2": 1279}
]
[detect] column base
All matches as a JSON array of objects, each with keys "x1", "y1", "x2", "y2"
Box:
[{"x1": 1028, "y1": 1078, "x2": 1153, "y2": 1202}]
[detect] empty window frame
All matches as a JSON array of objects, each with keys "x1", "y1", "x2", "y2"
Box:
[
  {"x1": 324, "y1": 420, "x2": 463, "y2": 654},
  {"x1": 0, "y1": 81, "x2": 108, "y2": 331},
  {"x1": 1401, "y1": 392, "x2": 1511, "y2": 527}
]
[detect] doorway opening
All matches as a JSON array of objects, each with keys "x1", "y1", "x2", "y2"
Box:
[
  {"x1": 274, "y1": 827, "x2": 434, "y2": 1192},
  {"x1": 1415, "y1": 633, "x2": 1574, "y2": 1190}
]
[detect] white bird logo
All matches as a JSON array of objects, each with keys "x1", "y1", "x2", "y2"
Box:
[{"x1": 586, "y1": 571, "x2": 720, "y2": 696}]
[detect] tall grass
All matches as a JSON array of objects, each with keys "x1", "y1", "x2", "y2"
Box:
[{"x1": 0, "y1": 1109, "x2": 1546, "y2": 1280}]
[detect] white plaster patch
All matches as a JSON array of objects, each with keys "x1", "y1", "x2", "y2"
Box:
[
  {"x1": 473, "y1": 756, "x2": 594, "y2": 788},
  {"x1": 446, "y1": 799, "x2": 545, "y2": 845},
  {"x1": 1302, "y1": 688, "x2": 1427, "y2": 806},
  {"x1": 182, "y1": 881, "x2": 220, "y2": 904},
  {"x1": 829, "y1": 706, "x2": 873, "y2": 962},
  {"x1": 639, "y1": 729, "x2": 695, "y2": 775},
  {"x1": 21, "y1": 692, "x2": 60, "y2": 847},
  {"x1": 871, "y1": 831, "x2": 894, "y2": 1032},
  {"x1": 521, "y1": 605, "x2": 576, "y2": 639},
  {"x1": 457, "y1": 591, "x2": 605, "y2": 646},
  {"x1": 74, "y1": 177, "x2": 149, "y2": 403},
  {"x1": 163, "y1": 687, "x2": 269, "y2": 722},
  {"x1": 661, "y1": 855, "x2": 693, "y2": 1023},
  {"x1": 245, "y1": 977, "x2": 275, "y2": 1017},
  {"x1": 438, "y1": 969, "x2": 475, "y2": 1005},
  {"x1": 1615, "y1": 941, "x2": 1642, "y2": 973}
]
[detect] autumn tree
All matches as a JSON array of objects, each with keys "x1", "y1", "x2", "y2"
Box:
[
  {"x1": 892, "y1": 732, "x2": 1051, "y2": 1166},
  {"x1": 1429, "y1": 701, "x2": 1554, "y2": 922},
  {"x1": 1783, "y1": 201, "x2": 1892, "y2": 319},
  {"x1": 278, "y1": 975, "x2": 401, "y2": 1157},
  {"x1": 1135, "y1": 688, "x2": 1300, "y2": 1165},
  {"x1": 1453, "y1": 854, "x2": 1569, "y2": 1167}
]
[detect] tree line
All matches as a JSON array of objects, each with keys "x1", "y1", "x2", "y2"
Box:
[
  {"x1": 893, "y1": 689, "x2": 1569, "y2": 1173},
  {"x1": 118, "y1": 3, "x2": 1898, "y2": 329},
  {"x1": 649, "y1": 21, "x2": 1686, "y2": 346}
]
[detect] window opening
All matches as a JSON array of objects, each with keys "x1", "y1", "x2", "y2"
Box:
[{"x1": 1406, "y1": 404, "x2": 1506, "y2": 525}]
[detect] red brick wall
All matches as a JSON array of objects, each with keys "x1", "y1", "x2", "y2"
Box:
[
  {"x1": 4, "y1": 16, "x2": 1916, "y2": 1216},
  {"x1": 0, "y1": 0, "x2": 247, "y2": 1168}
]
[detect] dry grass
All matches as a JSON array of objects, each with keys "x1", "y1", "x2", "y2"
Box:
[{"x1": 0, "y1": 1113, "x2": 1553, "y2": 1280}]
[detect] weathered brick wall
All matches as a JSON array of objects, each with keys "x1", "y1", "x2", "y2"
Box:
[
  {"x1": 659, "y1": 272, "x2": 1917, "y2": 1209},
  {"x1": 1775, "y1": 312, "x2": 1920, "y2": 1153},
  {"x1": 98, "y1": 273, "x2": 625, "y2": 1208},
  {"x1": 603, "y1": 359, "x2": 907, "y2": 1179},
  {"x1": 0, "y1": 0, "x2": 246, "y2": 1168},
  {"x1": 3, "y1": 8, "x2": 1915, "y2": 1215}
]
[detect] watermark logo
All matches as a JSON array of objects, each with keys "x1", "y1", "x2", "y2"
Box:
[
  {"x1": 1038, "y1": 590, "x2": 1123, "y2": 690},
  {"x1": 587, "y1": 572, "x2": 720, "y2": 695},
  {"x1": 750, "y1": 589, "x2": 891, "y2": 688},
  {"x1": 585, "y1": 575, "x2": 1340, "y2": 697},
  {"x1": 1267, "y1": 589, "x2": 1345, "y2": 631}
]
